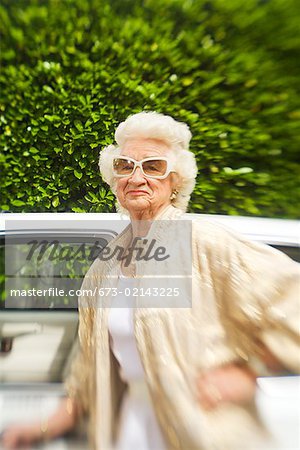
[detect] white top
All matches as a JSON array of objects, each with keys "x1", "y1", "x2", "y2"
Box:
[
  {"x1": 108, "y1": 274, "x2": 166, "y2": 450},
  {"x1": 108, "y1": 275, "x2": 144, "y2": 381}
]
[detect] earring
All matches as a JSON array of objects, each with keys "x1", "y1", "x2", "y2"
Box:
[{"x1": 170, "y1": 189, "x2": 178, "y2": 200}]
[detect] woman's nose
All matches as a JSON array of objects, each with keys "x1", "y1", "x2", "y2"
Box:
[{"x1": 128, "y1": 166, "x2": 146, "y2": 183}]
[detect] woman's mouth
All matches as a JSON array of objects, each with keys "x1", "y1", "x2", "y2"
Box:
[{"x1": 127, "y1": 190, "x2": 148, "y2": 195}]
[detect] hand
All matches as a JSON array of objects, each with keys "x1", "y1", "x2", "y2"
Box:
[
  {"x1": 197, "y1": 363, "x2": 256, "y2": 410},
  {"x1": 1, "y1": 397, "x2": 78, "y2": 449},
  {"x1": 0, "y1": 423, "x2": 41, "y2": 449}
]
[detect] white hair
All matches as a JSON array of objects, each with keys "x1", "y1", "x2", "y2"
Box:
[{"x1": 99, "y1": 111, "x2": 198, "y2": 213}]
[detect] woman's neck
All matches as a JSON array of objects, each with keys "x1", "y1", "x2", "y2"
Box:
[{"x1": 129, "y1": 203, "x2": 172, "y2": 238}]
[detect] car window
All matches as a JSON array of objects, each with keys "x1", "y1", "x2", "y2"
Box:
[
  {"x1": 1, "y1": 231, "x2": 115, "y2": 310},
  {"x1": 271, "y1": 244, "x2": 300, "y2": 263}
]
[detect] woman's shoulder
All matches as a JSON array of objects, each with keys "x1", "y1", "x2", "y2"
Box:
[
  {"x1": 182, "y1": 213, "x2": 238, "y2": 244},
  {"x1": 187, "y1": 213, "x2": 299, "y2": 270}
]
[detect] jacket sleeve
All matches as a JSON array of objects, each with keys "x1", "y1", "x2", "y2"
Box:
[{"x1": 195, "y1": 220, "x2": 300, "y2": 374}]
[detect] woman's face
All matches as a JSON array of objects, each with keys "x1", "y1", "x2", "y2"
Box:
[{"x1": 116, "y1": 137, "x2": 177, "y2": 218}]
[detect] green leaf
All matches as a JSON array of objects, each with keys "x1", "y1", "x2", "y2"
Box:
[
  {"x1": 71, "y1": 207, "x2": 86, "y2": 212},
  {"x1": 85, "y1": 118, "x2": 93, "y2": 127},
  {"x1": 74, "y1": 120, "x2": 83, "y2": 132},
  {"x1": 236, "y1": 167, "x2": 253, "y2": 175},
  {"x1": 74, "y1": 170, "x2": 83, "y2": 179},
  {"x1": 44, "y1": 114, "x2": 61, "y2": 122},
  {"x1": 43, "y1": 85, "x2": 54, "y2": 94},
  {"x1": 52, "y1": 197, "x2": 60, "y2": 207},
  {"x1": 11, "y1": 200, "x2": 26, "y2": 206}
]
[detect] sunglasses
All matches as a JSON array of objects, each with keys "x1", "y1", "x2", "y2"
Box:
[{"x1": 112, "y1": 156, "x2": 175, "y2": 179}]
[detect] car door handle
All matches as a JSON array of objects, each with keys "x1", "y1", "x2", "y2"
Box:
[{"x1": 0, "y1": 330, "x2": 40, "y2": 354}]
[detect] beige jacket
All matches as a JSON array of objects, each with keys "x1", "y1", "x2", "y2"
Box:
[{"x1": 65, "y1": 205, "x2": 300, "y2": 450}]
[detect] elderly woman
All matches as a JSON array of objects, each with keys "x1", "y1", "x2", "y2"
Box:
[{"x1": 2, "y1": 112, "x2": 299, "y2": 450}]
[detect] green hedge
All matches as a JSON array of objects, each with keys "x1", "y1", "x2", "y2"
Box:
[{"x1": 1, "y1": 0, "x2": 299, "y2": 217}]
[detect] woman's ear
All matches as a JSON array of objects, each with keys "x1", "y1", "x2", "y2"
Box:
[
  {"x1": 171, "y1": 172, "x2": 180, "y2": 189},
  {"x1": 171, "y1": 172, "x2": 181, "y2": 191}
]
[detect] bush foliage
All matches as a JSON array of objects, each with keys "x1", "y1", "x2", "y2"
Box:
[{"x1": 0, "y1": 0, "x2": 299, "y2": 217}]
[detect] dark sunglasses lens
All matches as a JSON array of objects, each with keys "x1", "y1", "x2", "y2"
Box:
[
  {"x1": 113, "y1": 158, "x2": 134, "y2": 175},
  {"x1": 142, "y1": 160, "x2": 168, "y2": 177}
]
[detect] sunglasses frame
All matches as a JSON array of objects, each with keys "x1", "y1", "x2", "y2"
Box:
[{"x1": 112, "y1": 156, "x2": 175, "y2": 179}]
